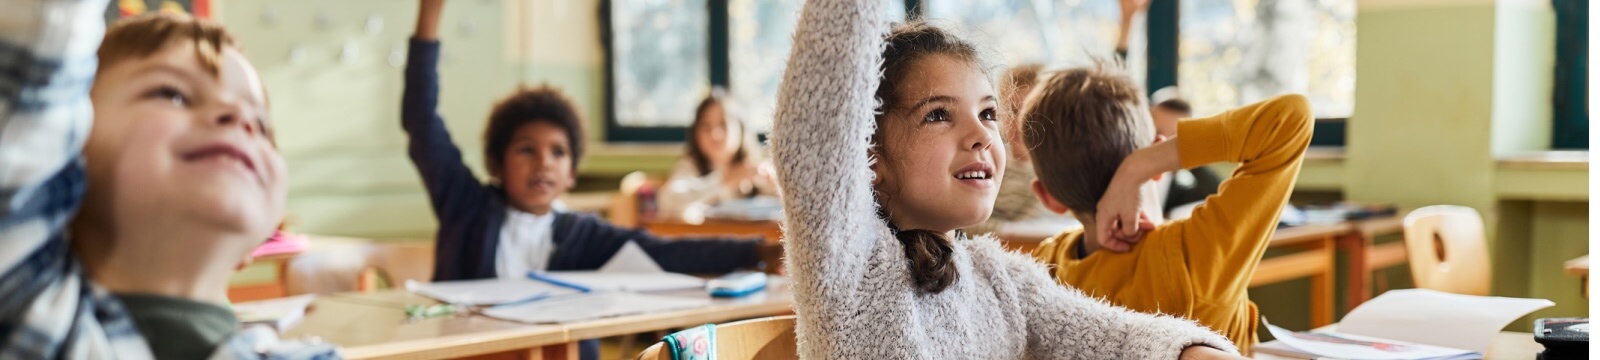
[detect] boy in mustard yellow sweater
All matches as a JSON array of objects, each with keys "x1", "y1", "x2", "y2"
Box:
[{"x1": 1019, "y1": 65, "x2": 1311, "y2": 353}]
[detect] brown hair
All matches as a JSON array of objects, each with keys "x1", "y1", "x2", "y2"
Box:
[
  {"x1": 98, "y1": 13, "x2": 278, "y2": 146},
  {"x1": 484, "y1": 84, "x2": 586, "y2": 177},
  {"x1": 100, "y1": 12, "x2": 236, "y2": 78},
  {"x1": 1149, "y1": 86, "x2": 1193, "y2": 114},
  {"x1": 998, "y1": 63, "x2": 1044, "y2": 151},
  {"x1": 1154, "y1": 98, "x2": 1192, "y2": 114},
  {"x1": 1020, "y1": 64, "x2": 1153, "y2": 214},
  {"x1": 872, "y1": 22, "x2": 988, "y2": 294},
  {"x1": 685, "y1": 89, "x2": 754, "y2": 176}
]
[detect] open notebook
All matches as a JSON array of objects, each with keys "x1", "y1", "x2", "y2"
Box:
[
  {"x1": 408, "y1": 240, "x2": 717, "y2": 324},
  {"x1": 1256, "y1": 289, "x2": 1553, "y2": 359},
  {"x1": 481, "y1": 292, "x2": 712, "y2": 324},
  {"x1": 526, "y1": 240, "x2": 707, "y2": 292}
]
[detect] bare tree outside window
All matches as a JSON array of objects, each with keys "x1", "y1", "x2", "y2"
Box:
[
  {"x1": 926, "y1": 0, "x2": 1136, "y2": 77},
  {"x1": 1180, "y1": 0, "x2": 1355, "y2": 118},
  {"x1": 611, "y1": 0, "x2": 712, "y2": 127},
  {"x1": 727, "y1": 0, "x2": 904, "y2": 132}
]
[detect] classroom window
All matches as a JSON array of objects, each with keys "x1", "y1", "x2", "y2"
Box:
[
  {"x1": 727, "y1": 0, "x2": 801, "y2": 133},
  {"x1": 607, "y1": 0, "x2": 712, "y2": 130},
  {"x1": 1177, "y1": 0, "x2": 1355, "y2": 119},
  {"x1": 923, "y1": 0, "x2": 1140, "y2": 81},
  {"x1": 607, "y1": 1, "x2": 912, "y2": 142},
  {"x1": 1551, "y1": 0, "x2": 1587, "y2": 149},
  {"x1": 726, "y1": 0, "x2": 909, "y2": 133}
]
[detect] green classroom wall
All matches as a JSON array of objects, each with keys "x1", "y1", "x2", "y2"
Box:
[
  {"x1": 222, "y1": 1, "x2": 1590, "y2": 330},
  {"x1": 219, "y1": 0, "x2": 614, "y2": 239}
]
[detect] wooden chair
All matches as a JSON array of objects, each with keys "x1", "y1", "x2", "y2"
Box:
[
  {"x1": 635, "y1": 315, "x2": 797, "y2": 360},
  {"x1": 357, "y1": 242, "x2": 435, "y2": 291},
  {"x1": 1402, "y1": 205, "x2": 1490, "y2": 295},
  {"x1": 283, "y1": 239, "x2": 435, "y2": 295}
]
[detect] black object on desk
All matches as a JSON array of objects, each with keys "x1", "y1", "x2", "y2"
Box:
[{"x1": 1534, "y1": 317, "x2": 1587, "y2": 360}]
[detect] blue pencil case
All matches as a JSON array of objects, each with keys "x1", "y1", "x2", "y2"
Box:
[{"x1": 706, "y1": 271, "x2": 767, "y2": 298}]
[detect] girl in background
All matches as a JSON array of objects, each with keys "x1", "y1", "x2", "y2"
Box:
[{"x1": 658, "y1": 90, "x2": 777, "y2": 222}]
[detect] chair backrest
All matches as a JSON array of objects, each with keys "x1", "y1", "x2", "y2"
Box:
[
  {"x1": 611, "y1": 171, "x2": 652, "y2": 228},
  {"x1": 359, "y1": 242, "x2": 435, "y2": 291},
  {"x1": 1402, "y1": 205, "x2": 1490, "y2": 295},
  {"x1": 284, "y1": 238, "x2": 435, "y2": 295},
  {"x1": 636, "y1": 315, "x2": 797, "y2": 360}
]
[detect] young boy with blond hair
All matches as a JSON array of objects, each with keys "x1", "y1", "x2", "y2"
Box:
[
  {"x1": 0, "y1": 4, "x2": 334, "y2": 358},
  {"x1": 1022, "y1": 64, "x2": 1312, "y2": 353}
]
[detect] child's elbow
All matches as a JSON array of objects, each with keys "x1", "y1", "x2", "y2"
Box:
[
  {"x1": 1271, "y1": 94, "x2": 1312, "y2": 121},
  {"x1": 1268, "y1": 94, "x2": 1314, "y2": 139}
]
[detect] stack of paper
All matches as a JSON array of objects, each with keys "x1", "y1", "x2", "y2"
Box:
[
  {"x1": 235, "y1": 294, "x2": 317, "y2": 331},
  {"x1": 482, "y1": 292, "x2": 712, "y2": 324},
  {"x1": 406, "y1": 278, "x2": 583, "y2": 306},
  {"x1": 703, "y1": 196, "x2": 783, "y2": 221},
  {"x1": 404, "y1": 241, "x2": 728, "y2": 325},
  {"x1": 531, "y1": 271, "x2": 706, "y2": 292},
  {"x1": 525, "y1": 240, "x2": 707, "y2": 292},
  {"x1": 1257, "y1": 289, "x2": 1554, "y2": 359}
]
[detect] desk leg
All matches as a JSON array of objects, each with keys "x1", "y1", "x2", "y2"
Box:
[
  {"x1": 274, "y1": 258, "x2": 290, "y2": 297},
  {"x1": 527, "y1": 342, "x2": 578, "y2": 360},
  {"x1": 1336, "y1": 232, "x2": 1371, "y2": 313},
  {"x1": 1309, "y1": 238, "x2": 1335, "y2": 328}
]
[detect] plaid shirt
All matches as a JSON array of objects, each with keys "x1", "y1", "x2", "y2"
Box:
[{"x1": 0, "y1": 1, "x2": 336, "y2": 358}]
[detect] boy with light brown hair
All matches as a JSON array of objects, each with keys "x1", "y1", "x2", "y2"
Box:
[{"x1": 1022, "y1": 64, "x2": 1312, "y2": 353}]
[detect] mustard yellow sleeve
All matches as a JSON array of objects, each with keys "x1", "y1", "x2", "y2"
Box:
[
  {"x1": 1172, "y1": 94, "x2": 1313, "y2": 299},
  {"x1": 1031, "y1": 233, "x2": 1069, "y2": 272}
]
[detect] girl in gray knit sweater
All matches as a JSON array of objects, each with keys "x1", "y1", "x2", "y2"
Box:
[{"x1": 768, "y1": 1, "x2": 1245, "y2": 359}]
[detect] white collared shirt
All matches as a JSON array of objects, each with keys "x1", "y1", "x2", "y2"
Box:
[{"x1": 496, "y1": 207, "x2": 557, "y2": 279}]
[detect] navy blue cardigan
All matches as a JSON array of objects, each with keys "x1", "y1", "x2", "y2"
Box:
[{"x1": 402, "y1": 39, "x2": 763, "y2": 282}]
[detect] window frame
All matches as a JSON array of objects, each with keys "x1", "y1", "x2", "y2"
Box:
[
  {"x1": 602, "y1": 0, "x2": 919, "y2": 143},
  {"x1": 1551, "y1": 0, "x2": 1587, "y2": 149}
]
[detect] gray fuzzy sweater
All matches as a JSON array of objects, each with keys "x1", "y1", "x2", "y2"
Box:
[{"x1": 768, "y1": 1, "x2": 1239, "y2": 359}]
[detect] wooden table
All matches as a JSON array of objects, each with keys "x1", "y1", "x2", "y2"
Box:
[
  {"x1": 1563, "y1": 255, "x2": 1587, "y2": 276},
  {"x1": 1250, "y1": 223, "x2": 1342, "y2": 327},
  {"x1": 643, "y1": 219, "x2": 784, "y2": 243},
  {"x1": 1254, "y1": 331, "x2": 1543, "y2": 359},
  {"x1": 1564, "y1": 255, "x2": 1587, "y2": 297},
  {"x1": 562, "y1": 281, "x2": 794, "y2": 341},
  {"x1": 995, "y1": 214, "x2": 1405, "y2": 327},
  {"x1": 288, "y1": 279, "x2": 795, "y2": 360},
  {"x1": 284, "y1": 295, "x2": 573, "y2": 360},
  {"x1": 1332, "y1": 214, "x2": 1406, "y2": 312},
  {"x1": 228, "y1": 250, "x2": 303, "y2": 301}
]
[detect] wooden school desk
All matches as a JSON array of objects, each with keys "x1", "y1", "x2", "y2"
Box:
[
  {"x1": 561, "y1": 280, "x2": 794, "y2": 344},
  {"x1": 287, "y1": 279, "x2": 795, "y2": 360},
  {"x1": 1564, "y1": 255, "x2": 1587, "y2": 276},
  {"x1": 1565, "y1": 255, "x2": 1587, "y2": 297},
  {"x1": 283, "y1": 295, "x2": 573, "y2": 360},
  {"x1": 643, "y1": 218, "x2": 784, "y2": 243},
  {"x1": 227, "y1": 250, "x2": 304, "y2": 302}
]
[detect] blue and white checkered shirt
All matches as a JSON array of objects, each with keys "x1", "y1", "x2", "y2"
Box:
[{"x1": 0, "y1": 1, "x2": 337, "y2": 358}]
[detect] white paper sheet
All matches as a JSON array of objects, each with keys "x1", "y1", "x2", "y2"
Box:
[
  {"x1": 536, "y1": 271, "x2": 706, "y2": 292},
  {"x1": 703, "y1": 196, "x2": 783, "y2": 221},
  {"x1": 599, "y1": 240, "x2": 665, "y2": 273},
  {"x1": 528, "y1": 240, "x2": 705, "y2": 292},
  {"x1": 1337, "y1": 289, "x2": 1553, "y2": 352},
  {"x1": 1263, "y1": 320, "x2": 1477, "y2": 360},
  {"x1": 481, "y1": 292, "x2": 712, "y2": 324},
  {"x1": 406, "y1": 278, "x2": 582, "y2": 306},
  {"x1": 234, "y1": 294, "x2": 316, "y2": 331}
]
